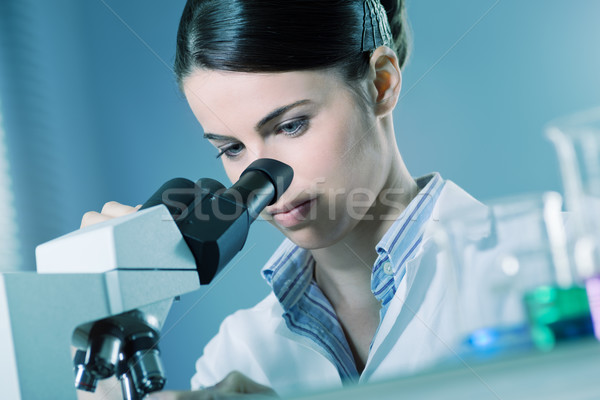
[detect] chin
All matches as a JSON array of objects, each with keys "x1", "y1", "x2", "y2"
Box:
[{"x1": 272, "y1": 219, "x2": 351, "y2": 250}]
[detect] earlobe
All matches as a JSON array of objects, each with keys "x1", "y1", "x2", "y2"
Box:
[{"x1": 369, "y1": 46, "x2": 402, "y2": 116}]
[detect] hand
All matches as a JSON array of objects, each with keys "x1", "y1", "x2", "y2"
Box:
[
  {"x1": 80, "y1": 201, "x2": 142, "y2": 228},
  {"x1": 145, "y1": 371, "x2": 278, "y2": 400}
]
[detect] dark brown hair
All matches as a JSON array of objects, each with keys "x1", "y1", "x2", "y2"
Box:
[{"x1": 174, "y1": 0, "x2": 410, "y2": 88}]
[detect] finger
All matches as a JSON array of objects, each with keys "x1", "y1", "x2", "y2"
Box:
[
  {"x1": 214, "y1": 372, "x2": 277, "y2": 396},
  {"x1": 101, "y1": 201, "x2": 139, "y2": 218},
  {"x1": 213, "y1": 371, "x2": 244, "y2": 392},
  {"x1": 80, "y1": 211, "x2": 111, "y2": 228}
]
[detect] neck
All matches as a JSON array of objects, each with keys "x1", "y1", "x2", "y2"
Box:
[{"x1": 311, "y1": 147, "x2": 418, "y2": 308}]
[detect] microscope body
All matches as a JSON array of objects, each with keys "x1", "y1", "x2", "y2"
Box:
[
  {"x1": 1, "y1": 205, "x2": 200, "y2": 399},
  {"x1": 0, "y1": 159, "x2": 293, "y2": 399}
]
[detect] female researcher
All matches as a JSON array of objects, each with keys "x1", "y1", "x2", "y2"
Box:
[{"x1": 82, "y1": 0, "x2": 514, "y2": 398}]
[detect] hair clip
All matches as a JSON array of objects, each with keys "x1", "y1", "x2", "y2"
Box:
[{"x1": 361, "y1": 0, "x2": 393, "y2": 52}]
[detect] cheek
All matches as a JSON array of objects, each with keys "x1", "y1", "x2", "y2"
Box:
[{"x1": 292, "y1": 119, "x2": 357, "y2": 184}]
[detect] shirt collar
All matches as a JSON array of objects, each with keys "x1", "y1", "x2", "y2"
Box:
[
  {"x1": 261, "y1": 240, "x2": 313, "y2": 310},
  {"x1": 375, "y1": 172, "x2": 445, "y2": 256},
  {"x1": 371, "y1": 172, "x2": 446, "y2": 305}
]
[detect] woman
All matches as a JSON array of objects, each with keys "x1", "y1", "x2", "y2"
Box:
[{"x1": 82, "y1": 0, "x2": 494, "y2": 398}]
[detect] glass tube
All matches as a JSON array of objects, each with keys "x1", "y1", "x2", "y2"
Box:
[
  {"x1": 546, "y1": 106, "x2": 600, "y2": 340},
  {"x1": 434, "y1": 192, "x2": 591, "y2": 354}
]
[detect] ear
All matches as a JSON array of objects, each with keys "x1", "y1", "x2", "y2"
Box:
[{"x1": 367, "y1": 46, "x2": 402, "y2": 116}]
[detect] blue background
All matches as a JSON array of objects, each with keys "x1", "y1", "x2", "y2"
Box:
[{"x1": 0, "y1": 0, "x2": 599, "y2": 390}]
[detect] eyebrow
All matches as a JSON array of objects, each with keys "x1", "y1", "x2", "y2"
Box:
[{"x1": 203, "y1": 99, "x2": 312, "y2": 141}]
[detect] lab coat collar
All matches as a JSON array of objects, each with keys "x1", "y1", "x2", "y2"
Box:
[{"x1": 399, "y1": 179, "x2": 487, "y2": 314}]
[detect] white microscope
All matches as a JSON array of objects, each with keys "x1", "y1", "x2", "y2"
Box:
[{"x1": 0, "y1": 159, "x2": 293, "y2": 400}]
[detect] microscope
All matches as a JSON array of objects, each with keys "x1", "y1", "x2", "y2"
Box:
[{"x1": 0, "y1": 159, "x2": 293, "y2": 399}]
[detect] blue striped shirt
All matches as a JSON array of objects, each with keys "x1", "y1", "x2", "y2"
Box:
[{"x1": 261, "y1": 173, "x2": 446, "y2": 382}]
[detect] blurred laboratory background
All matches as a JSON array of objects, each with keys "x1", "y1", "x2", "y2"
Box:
[{"x1": 0, "y1": 0, "x2": 599, "y2": 390}]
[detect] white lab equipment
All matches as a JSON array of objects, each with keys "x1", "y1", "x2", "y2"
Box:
[
  {"x1": 432, "y1": 191, "x2": 593, "y2": 354},
  {"x1": 0, "y1": 205, "x2": 198, "y2": 400},
  {"x1": 435, "y1": 193, "x2": 562, "y2": 325}
]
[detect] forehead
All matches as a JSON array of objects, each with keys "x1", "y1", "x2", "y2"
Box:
[{"x1": 182, "y1": 69, "x2": 345, "y2": 129}]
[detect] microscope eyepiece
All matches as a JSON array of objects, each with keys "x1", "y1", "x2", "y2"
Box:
[{"x1": 237, "y1": 158, "x2": 294, "y2": 206}]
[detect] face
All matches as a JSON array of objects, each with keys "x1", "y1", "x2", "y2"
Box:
[{"x1": 183, "y1": 68, "x2": 394, "y2": 249}]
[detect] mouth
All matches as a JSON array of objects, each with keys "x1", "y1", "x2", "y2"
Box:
[
  {"x1": 267, "y1": 197, "x2": 316, "y2": 215},
  {"x1": 267, "y1": 197, "x2": 317, "y2": 228}
]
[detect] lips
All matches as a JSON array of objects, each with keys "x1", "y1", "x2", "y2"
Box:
[
  {"x1": 267, "y1": 197, "x2": 316, "y2": 215},
  {"x1": 267, "y1": 197, "x2": 317, "y2": 228}
]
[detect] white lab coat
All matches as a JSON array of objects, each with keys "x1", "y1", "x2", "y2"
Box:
[{"x1": 190, "y1": 180, "x2": 556, "y2": 396}]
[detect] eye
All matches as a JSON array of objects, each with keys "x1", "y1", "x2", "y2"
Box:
[
  {"x1": 276, "y1": 117, "x2": 309, "y2": 137},
  {"x1": 216, "y1": 142, "x2": 245, "y2": 159}
]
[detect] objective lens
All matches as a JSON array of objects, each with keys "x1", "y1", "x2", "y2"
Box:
[
  {"x1": 74, "y1": 350, "x2": 98, "y2": 392},
  {"x1": 123, "y1": 331, "x2": 166, "y2": 394},
  {"x1": 129, "y1": 349, "x2": 166, "y2": 392},
  {"x1": 84, "y1": 321, "x2": 125, "y2": 378}
]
